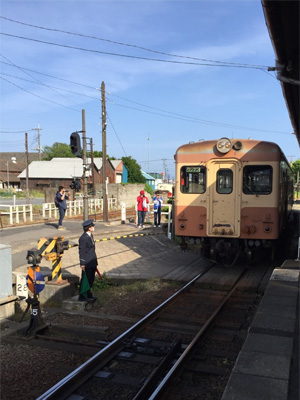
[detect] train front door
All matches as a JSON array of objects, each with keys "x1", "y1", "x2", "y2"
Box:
[{"x1": 207, "y1": 160, "x2": 241, "y2": 237}]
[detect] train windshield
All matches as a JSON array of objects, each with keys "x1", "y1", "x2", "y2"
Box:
[
  {"x1": 180, "y1": 166, "x2": 206, "y2": 193},
  {"x1": 217, "y1": 169, "x2": 233, "y2": 194},
  {"x1": 243, "y1": 165, "x2": 273, "y2": 195}
]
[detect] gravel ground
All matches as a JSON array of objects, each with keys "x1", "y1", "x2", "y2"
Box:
[{"x1": 0, "y1": 281, "x2": 177, "y2": 400}]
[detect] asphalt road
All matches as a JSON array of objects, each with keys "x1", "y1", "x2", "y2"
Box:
[
  {"x1": 0, "y1": 219, "x2": 141, "y2": 271},
  {"x1": 0, "y1": 197, "x2": 44, "y2": 206}
]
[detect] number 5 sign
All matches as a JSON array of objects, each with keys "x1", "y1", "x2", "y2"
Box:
[{"x1": 16, "y1": 274, "x2": 28, "y2": 298}]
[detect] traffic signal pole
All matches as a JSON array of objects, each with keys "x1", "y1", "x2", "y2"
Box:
[{"x1": 82, "y1": 109, "x2": 88, "y2": 221}]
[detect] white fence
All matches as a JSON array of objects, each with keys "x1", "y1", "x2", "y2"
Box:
[
  {"x1": 0, "y1": 204, "x2": 33, "y2": 225},
  {"x1": 42, "y1": 198, "x2": 117, "y2": 219},
  {"x1": 135, "y1": 203, "x2": 172, "y2": 239}
]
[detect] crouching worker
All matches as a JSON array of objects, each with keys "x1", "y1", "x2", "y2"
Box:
[{"x1": 78, "y1": 219, "x2": 98, "y2": 302}]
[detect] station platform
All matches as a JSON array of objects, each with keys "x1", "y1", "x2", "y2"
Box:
[{"x1": 222, "y1": 258, "x2": 299, "y2": 400}]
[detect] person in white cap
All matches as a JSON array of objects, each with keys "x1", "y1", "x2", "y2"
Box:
[{"x1": 78, "y1": 219, "x2": 98, "y2": 302}]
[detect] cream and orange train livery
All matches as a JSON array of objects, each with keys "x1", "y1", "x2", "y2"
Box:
[{"x1": 174, "y1": 138, "x2": 293, "y2": 262}]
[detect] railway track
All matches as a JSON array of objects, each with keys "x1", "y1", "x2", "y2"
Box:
[{"x1": 35, "y1": 262, "x2": 269, "y2": 400}]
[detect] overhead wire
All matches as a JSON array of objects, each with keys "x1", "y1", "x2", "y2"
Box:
[
  {"x1": 0, "y1": 15, "x2": 271, "y2": 69},
  {"x1": 0, "y1": 55, "x2": 291, "y2": 136},
  {"x1": 0, "y1": 53, "x2": 90, "y2": 109},
  {"x1": 106, "y1": 114, "x2": 128, "y2": 157},
  {"x1": 0, "y1": 32, "x2": 269, "y2": 70}
]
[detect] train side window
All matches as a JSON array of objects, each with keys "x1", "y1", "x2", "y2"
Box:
[
  {"x1": 180, "y1": 166, "x2": 206, "y2": 194},
  {"x1": 216, "y1": 169, "x2": 233, "y2": 194},
  {"x1": 243, "y1": 165, "x2": 272, "y2": 195}
]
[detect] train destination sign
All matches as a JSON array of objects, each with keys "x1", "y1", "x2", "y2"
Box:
[{"x1": 186, "y1": 167, "x2": 201, "y2": 173}]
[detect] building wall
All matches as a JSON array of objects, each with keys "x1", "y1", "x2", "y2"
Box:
[
  {"x1": 107, "y1": 184, "x2": 151, "y2": 208},
  {"x1": 19, "y1": 178, "x2": 74, "y2": 191},
  {"x1": 98, "y1": 161, "x2": 115, "y2": 184}
]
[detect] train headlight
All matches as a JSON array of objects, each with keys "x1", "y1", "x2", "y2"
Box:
[{"x1": 217, "y1": 137, "x2": 232, "y2": 154}]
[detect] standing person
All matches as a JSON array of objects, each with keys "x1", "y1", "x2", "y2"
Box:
[
  {"x1": 78, "y1": 219, "x2": 98, "y2": 302},
  {"x1": 153, "y1": 191, "x2": 163, "y2": 227},
  {"x1": 56, "y1": 185, "x2": 69, "y2": 230},
  {"x1": 136, "y1": 190, "x2": 149, "y2": 229}
]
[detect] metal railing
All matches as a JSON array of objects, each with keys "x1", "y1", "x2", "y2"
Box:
[
  {"x1": 42, "y1": 198, "x2": 117, "y2": 219},
  {"x1": 0, "y1": 204, "x2": 33, "y2": 225}
]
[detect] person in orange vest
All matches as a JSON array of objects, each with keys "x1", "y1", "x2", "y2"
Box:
[{"x1": 136, "y1": 190, "x2": 149, "y2": 229}]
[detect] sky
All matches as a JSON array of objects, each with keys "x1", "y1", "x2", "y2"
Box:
[{"x1": 0, "y1": 0, "x2": 299, "y2": 180}]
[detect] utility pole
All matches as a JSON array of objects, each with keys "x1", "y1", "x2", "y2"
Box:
[
  {"x1": 162, "y1": 159, "x2": 167, "y2": 183},
  {"x1": 91, "y1": 138, "x2": 96, "y2": 196},
  {"x1": 25, "y1": 133, "x2": 30, "y2": 204},
  {"x1": 288, "y1": 155, "x2": 296, "y2": 164},
  {"x1": 147, "y1": 137, "x2": 151, "y2": 173},
  {"x1": 33, "y1": 124, "x2": 42, "y2": 160},
  {"x1": 82, "y1": 109, "x2": 88, "y2": 221},
  {"x1": 101, "y1": 81, "x2": 108, "y2": 222}
]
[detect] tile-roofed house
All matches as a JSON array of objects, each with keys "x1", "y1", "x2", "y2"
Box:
[
  {"x1": 0, "y1": 152, "x2": 42, "y2": 189},
  {"x1": 17, "y1": 157, "x2": 128, "y2": 190}
]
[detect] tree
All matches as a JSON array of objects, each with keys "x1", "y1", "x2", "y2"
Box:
[
  {"x1": 43, "y1": 142, "x2": 75, "y2": 160},
  {"x1": 122, "y1": 156, "x2": 146, "y2": 183},
  {"x1": 291, "y1": 159, "x2": 300, "y2": 183},
  {"x1": 87, "y1": 150, "x2": 116, "y2": 160}
]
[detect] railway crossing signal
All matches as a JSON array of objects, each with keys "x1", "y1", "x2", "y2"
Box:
[
  {"x1": 21, "y1": 237, "x2": 69, "y2": 338},
  {"x1": 26, "y1": 267, "x2": 45, "y2": 294}
]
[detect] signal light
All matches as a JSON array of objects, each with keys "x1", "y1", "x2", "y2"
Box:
[
  {"x1": 70, "y1": 132, "x2": 81, "y2": 157},
  {"x1": 70, "y1": 179, "x2": 81, "y2": 191}
]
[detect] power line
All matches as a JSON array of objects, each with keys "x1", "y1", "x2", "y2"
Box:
[
  {"x1": 0, "y1": 53, "x2": 90, "y2": 108},
  {"x1": 0, "y1": 71, "x2": 100, "y2": 101},
  {"x1": 1, "y1": 61, "x2": 95, "y2": 89},
  {"x1": 109, "y1": 101, "x2": 292, "y2": 135},
  {"x1": 0, "y1": 75, "x2": 82, "y2": 112},
  {"x1": 0, "y1": 32, "x2": 269, "y2": 70},
  {"x1": 0, "y1": 15, "x2": 270, "y2": 69},
  {"x1": 0, "y1": 129, "x2": 33, "y2": 133},
  {"x1": 106, "y1": 114, "x2": 127, "y2": 157},
  {"x1": 1, "y1": 59, "x2": 292, "y2": 136}
]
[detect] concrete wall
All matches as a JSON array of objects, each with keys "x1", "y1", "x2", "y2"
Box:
[
  {"x1": 44, "y1": 184, "x2": 151, "y2": 208},
  {"x1": 107, "y1": 184, "x2": 151, "y2": 208}
]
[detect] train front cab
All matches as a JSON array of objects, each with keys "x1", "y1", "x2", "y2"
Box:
[{"x1": 174, "y1": 138, "x2": 292, "y2": 262}]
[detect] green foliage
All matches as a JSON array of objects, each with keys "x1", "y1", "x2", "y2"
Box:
[
  {"x1": 144, "y1": 183, "x2": 153, "y2": 196},
  {"x1": 90, "y1": 150, "x2": 103, "y2": 158},
  {"x1": 122, "y1": 156, "x2": 146, "y2": 183},
  {"x1": 43, "y1": 142, "x2": 76, "y2": 160},
  {"x1": 291, "y1": 159, "x2": 300, "y2": 183},
  {"x1": 92, "y1": 274, "x2": 111, "y2": 291},
  {"x1": 0, "y1": 189, "x2": 44, "y2": 198},
  {"x1": 87, "y1": 150, "x2": 116, "y2": 160}
]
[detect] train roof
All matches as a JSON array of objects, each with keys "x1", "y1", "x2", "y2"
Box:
[{"x1": 175, "y1": 138, "x2": 290, "y2": 164}]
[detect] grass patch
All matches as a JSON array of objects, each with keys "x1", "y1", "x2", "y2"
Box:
[{"x1": 92, "y1": 277, "x2": 179, "y2": 307}]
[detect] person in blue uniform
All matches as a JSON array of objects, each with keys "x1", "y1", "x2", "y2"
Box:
[
  {"x1": 56, "y1": 186, "x2": 69, "y2": 230},
  {"x1": 78, "y1": 219, "x2": 98, "y2": 302}
]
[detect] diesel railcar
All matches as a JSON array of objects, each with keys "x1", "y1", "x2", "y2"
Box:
[{"x1": 174, "y1": 137, "x2": 293, "y2": 262}]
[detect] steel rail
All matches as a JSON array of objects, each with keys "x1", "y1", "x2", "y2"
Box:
[
  {"x1": 148, "y1": 268, "x2": 247, "y2": 400},
  {"x1": 36, "y1": 264, "x2": 213, "y2": 400}
]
